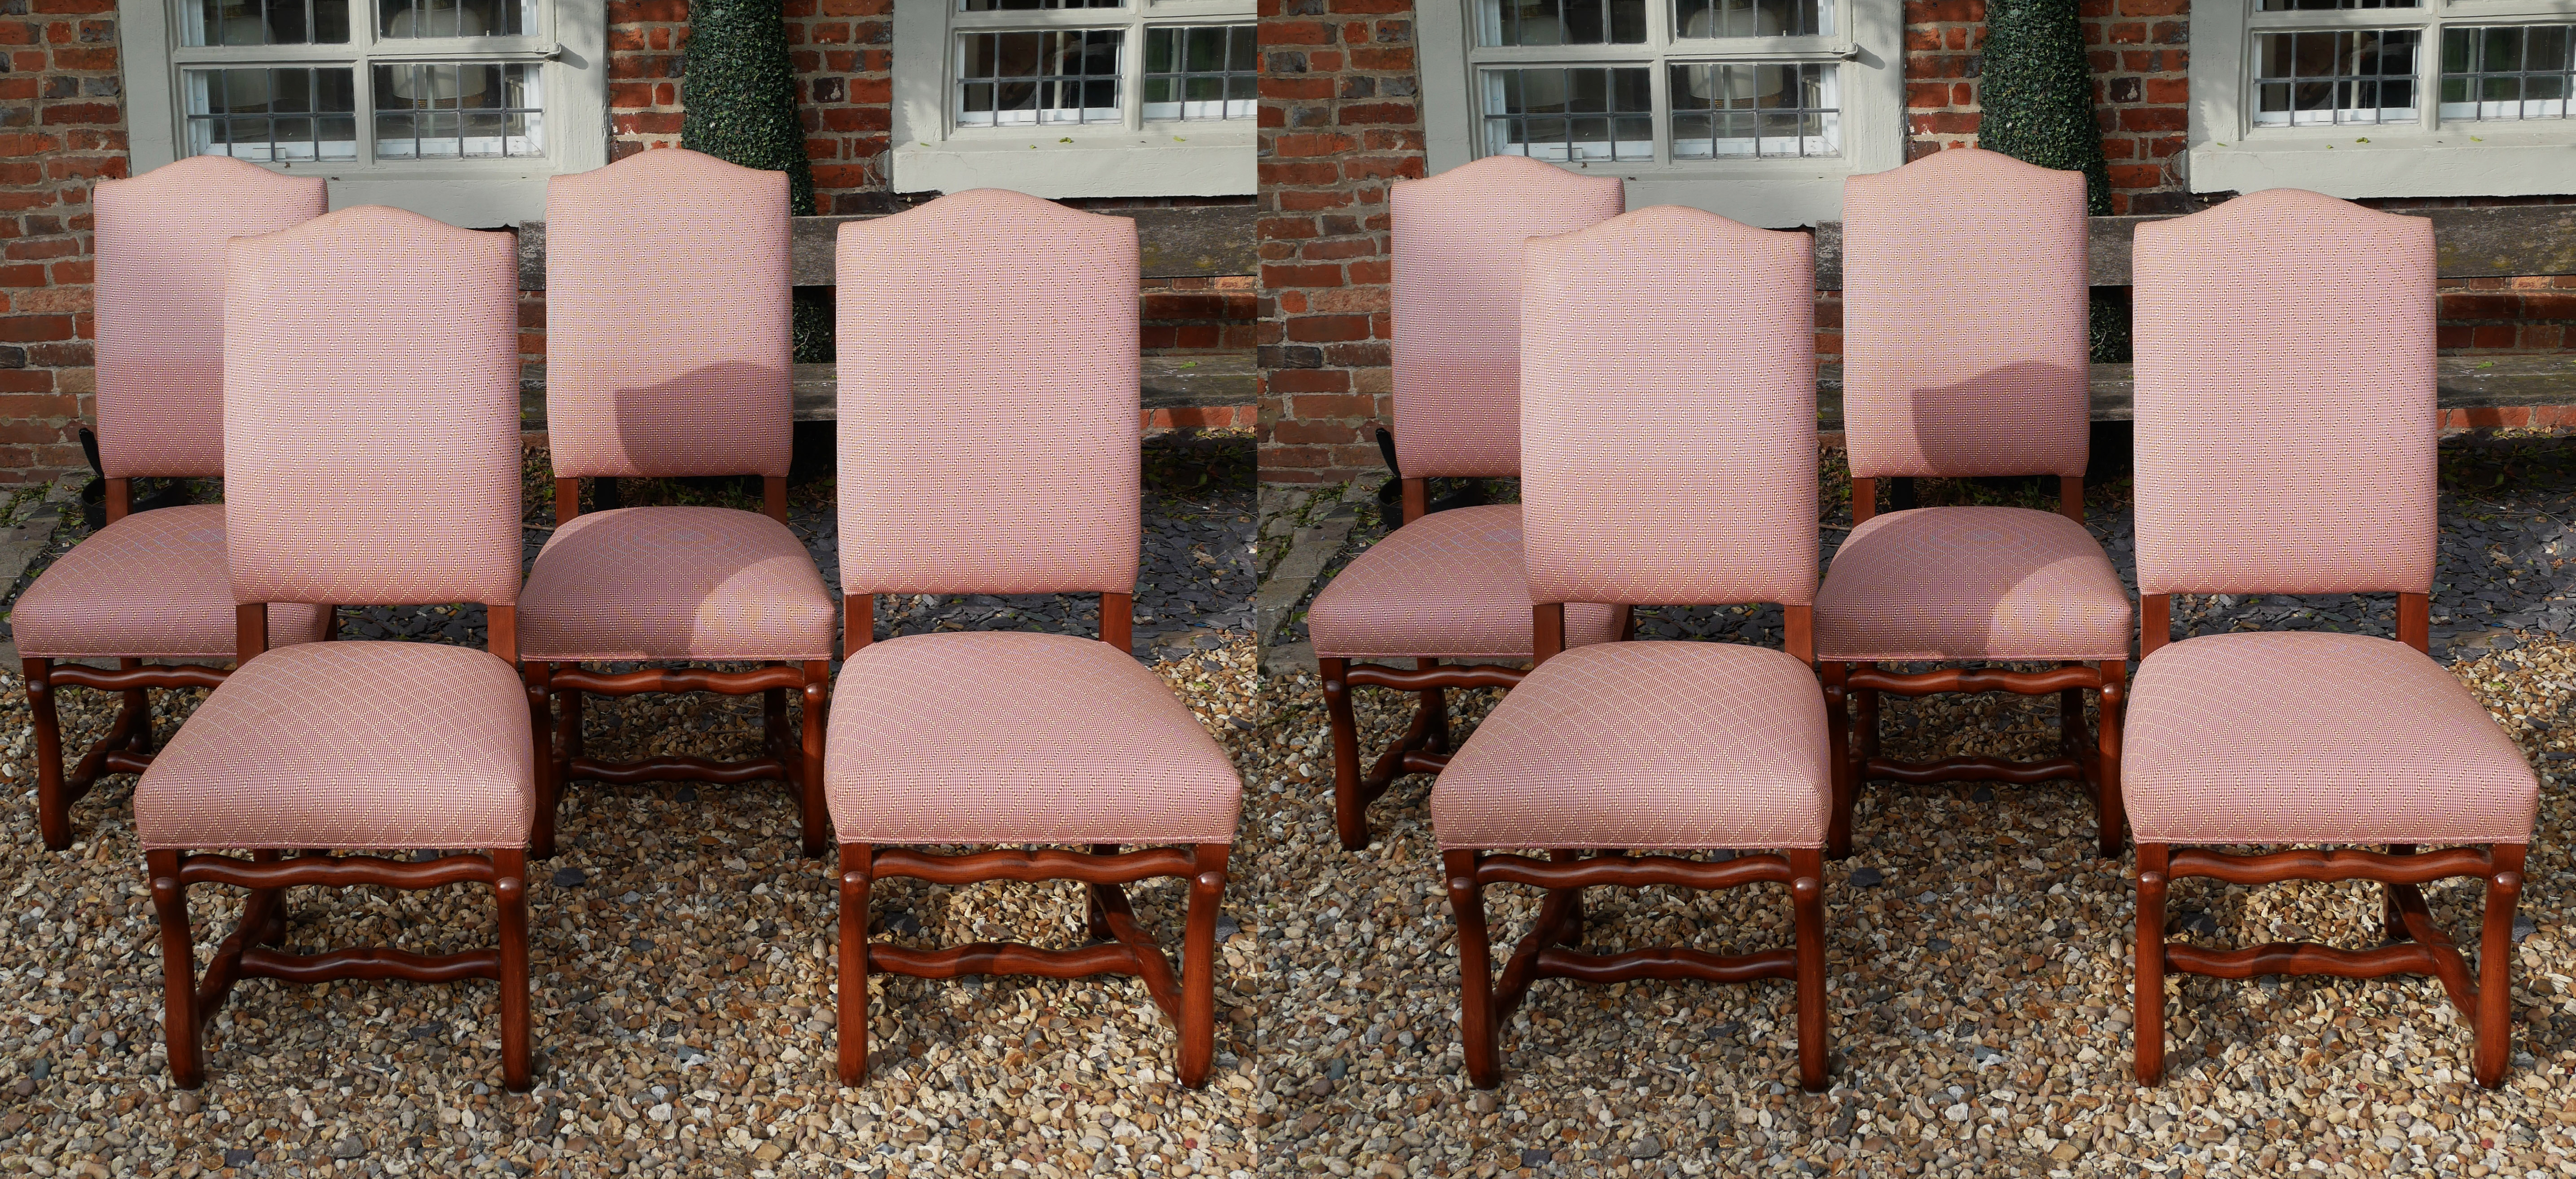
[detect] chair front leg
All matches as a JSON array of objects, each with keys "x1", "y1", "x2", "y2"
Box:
[
  {"x1": 2477, "y1": 843, "x2": 2528, "y2": 1089},
  {"x1": 2134, "y1": 842, "x2": 2170, "y2": 1085},
  {"x1": 26, "y1": 658, "x2": 69, "y2": 851},
  {"x1": 146, "y1": 849, "x2": 204, "y2": 1088},
  {"x1": 837, "y1": 842, "x2": 873, "y2": 1086},
  {"x1": 1444, "y1": 849, "x2": 1502, "y2": 1089},
  {"x1": 1790, "y1": 848, "x2": 1829, "y2": 1093},
  {"x1": 492, "y1": 848, "x2": 532, "y2": 1091},
  {"x1": 1319, "y1": 657, "x2": 1371, "y2": 851},
  {"x1": 1177, "y1": 843, "x2": 1231, "y2": 1088}
]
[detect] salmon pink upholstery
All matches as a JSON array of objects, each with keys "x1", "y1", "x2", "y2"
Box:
[
  {"x1": 1520, "y1": 205, "x2": 1818, "y2": 607},
  {"x1": 1839, "y1": 148, "x2": 2089, "y2": 480},
  {"x1": 2124, "y1": 632, "x2": 2537, "y2": 845},
  {"x1": 1391, "y1": 156, "x2": 1624, "y2": 479},
  {"x1": 825, "y1": 632, "x2": 1243, "y2": 844},
  {"x1": 520, "y1": 506, "x2": 834, "y2": 661},
  {"x1": 1308, "y1": 504, "x2": 1620, "y2": 659},
  {"x1": 835, "y1": 190, "x2": 1141, "y2": 596},
  {"x1": 133, "y1": 642, "x2": 536, "y2": 850},
  {"x1": 92, "y1": 156, "x2": 328, "y2": 480},
  {"x1": 223, "y1": 206, "x2": 523, "y2": 608},
  {"x1": 1815, "y1": 506, "x2": 2129, "y2": 661},
  {"x1": 2131, "y1": 189, "x2": 2438, "y2": 597},
  {"x1": 1430, "y1": 642, "x2": 1831, "y2": 850},
  {"x1": 544, "y1": 149, "x2": 791, "y2": 480},
  {"x1": 12, "y1": 506, "x2": 329, "y2": 659}
]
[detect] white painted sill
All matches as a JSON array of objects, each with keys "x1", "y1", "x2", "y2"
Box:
[{"x1": 891, "y1": 128, "x2": 1255, "y2": 199}]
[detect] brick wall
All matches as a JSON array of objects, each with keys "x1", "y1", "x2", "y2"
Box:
[{"x1": 0, "y1": 0, "x2": 124, "y2": 481}]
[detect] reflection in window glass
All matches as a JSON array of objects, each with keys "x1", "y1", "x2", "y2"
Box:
[
  {"x1": 1476, "y1": 0, "x2": 1647, "y2": 47},
  {"x1": 1671, "y1": 0, "x2": 1826, "y2": 40},
  {"x1": 376, "y1": 0, "x2": 536, "y2": 37},
  {"x1": 2443, "y1": 25, "x2": 2576, "y2": 122},
  {"x1": 957, "y1": 30, "x2": 1123, "y2": 126},
  {"x1": 962, "y1": 0, "x2": 1122, "y2": 8},
  {"x1": 182, "y1": 0, "x2": 352, "y2": 46},
  {"x1": 2256, "y1": 0, "x2": 2417, "y2": 9},
  {"x1": 1481, "y1": 67, "x2": 1653, "y2": 163},
  {"x1": 184, "y1": 66, "x2": 359, "y2": 161},
  {"x1": 1144, "y1": 25, "x2": 1256, "y2": 121},
  {"x1": 2252, "y1": 29, "x2": 2419, "y2": 125},
  {"x1": 1670, "y1": 61, "x2": 1838, "y2": 157},
  {"x1": 373, "y1": 62, "x2": 545, "y2": 158}
]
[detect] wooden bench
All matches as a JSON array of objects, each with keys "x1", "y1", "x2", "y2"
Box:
[{"x1": 1817, "y1": 355, "x2": 2576, "y2": 428}]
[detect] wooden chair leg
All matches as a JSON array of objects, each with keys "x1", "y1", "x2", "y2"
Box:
[
  {"x1": 2095, "y1": 660, "x2": 2127, "y2": 858},
  {"x1": 1444, "y1": 849, "x2": 1502, "y2": 1089},
  {"x1": 2476, "y1": 844, "x2": 2527, "y2": 1089},
  {"x1": 492, "y1": 848, "x2": 532, "y2": 1092},
  {"x1": 118, "y1": 658, "x2": 153, "y2": 756},
  {"x1": 146, "y1": 849, "x2": 204, "y2": 1089},
  {"x1": 524, "y1": 662, "x2": 558, "y2": 860},
  {"x1": 26, "y1": 658, "x2": 70, "y2": 851},
  {"x1": 763, "y1": 685, "x2": 788, "y2": 757},
  {"x1": 1853, "y1": 678, "x2": 1881, "y2": 779},
  {"x1": 553, "y1": 678, "x2": 583, "y2": 792},
  {"x1": 2384, "y1": 845, "x2": 2417, "y2": 942},
  {"x1": 799, "y1": 661, "x2": 830, "y2": 859},
  {"x1": 2135, "y1": 842, "x2": 2169, "y2": 1085},
  {"x1": 1177, "y1": 843, "x2": 1230, "y2": 1088},
  {"x1": 837, "y1": 841, "x2": 872, "y2": 1086},
  {"x1": 1417, "y1": 658, "x2": 1449, "y2": 752},
  {"x1": 1822, "y1": 662, "x2": 1852, "y2": 859},
  {"x1": 1790, "y1": 848, "x2": 1829, "y2": 1093},
  {"x1": 1319, "y1": 657, "x2": 1372, "y2": 852}
]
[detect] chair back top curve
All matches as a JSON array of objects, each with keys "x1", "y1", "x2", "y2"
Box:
[
  {"x1": 223, "y1": 205, "x2": 525, "y2": 609},
  {"x1": 1840, "y1": 147, "x2": 2090, "y2": 480},
  {"x1": 1391, "y1": 155, "x2": 1625, "y2": 480},
  {"x1": 1521, "y1": 204, "x2": 1819, "y2": 609},
  {"x1": 544, "y1": 147, "x2": 792, "y2": 480},
  {"x1": 93, "y1": 156, "x2": 329, "y2": 480},
  {"x1": 2131, "y1": 187, "x2": 2438, "y2": 598},
  {"x1": 834, "y1": 188, "x2": 1142, "y2": 598}
]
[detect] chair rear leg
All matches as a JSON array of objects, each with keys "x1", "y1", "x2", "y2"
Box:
[
  {"x1": 1177, "y1": 844, "x2": 1230, "y2": 1088},
  {"x1": 1444, "y1": 849, "x2": 1502, "y2": 1088},
  {"x1": 1417, "y1": 658, "x2": 1449, "y2": 752},
  {"x1": 2384, "y1": 845, "x2": 2417, "y2": 942},
  {"x1": 26, "y1": 658, "x2": 69, "y2": 851},
  {"x1": 2135, "y1": 843, "x2": 2170, "y2": 1085},
  {"x1": 553, "y1": 679, "x2": 583, "y2": 791},
  {"x1": 800, "y1": 661, "x2": 830, "y2": 858},
  {"x1": 492, "y1": 848, "x2": 532, "y2": 1092},
  {"x1": 2095, "y1": 661, "x2": 2127, "y2": 858},
  {"x1": 146, "y1": 849, "x2": 205, "y2": 1089},
  {"x1": 1791, "y1": 848, "x2": 1829, "y2": 1093},
  {"x1": 837, "y1": 842, "x2": 873, "y2": 1086},
  {"x1": 2476, "y1": 844, "x2": 2528, "y2": 1088},
  {"x1": 525, "y1": 662, "x2": 558, "y2": 860},
  {"x1": 1853, "y1": 681, "x2": 1881, "y2": 780},
  {"x1": 1822, "y1": 662, "x2": 1853, "y2": 859},
  {"x1": 118, "y1": 659, "x2": 153, "y2": 755},
  {"x1": 1320, "y1": 658, "x2": 1372, "y2": 851}
]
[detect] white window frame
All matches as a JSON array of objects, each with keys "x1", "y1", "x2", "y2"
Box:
[
  {"x1": 2190, "y1": 0, "x2": 2576, "y2": 198},
  {"x1": 891, "y1": 0, "x2": 1256, "y2": 198},
  {"x1": 1416, "y1": 0, "x2": 1902, "y2": 227},
  {"x1": 117, "y1": 0, "x2": 607, "y2": 226}
]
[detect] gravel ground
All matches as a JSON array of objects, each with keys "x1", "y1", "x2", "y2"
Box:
[
  {"x1": 0, "y1": 432, "x2": 1264, "y2": 1178},
  {"x1": 1255, "y1": 435, "x2": 2576, "y2": 1177}
]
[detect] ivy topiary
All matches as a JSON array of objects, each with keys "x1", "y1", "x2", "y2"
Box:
[
  {"x1": 681, "y1": 0, "x2": 816, "y2": 217},
  {"x1": 1978, "y1": 0, "x2": 2111, "y2": 216}
]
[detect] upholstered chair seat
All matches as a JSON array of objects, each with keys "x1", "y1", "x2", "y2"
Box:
[
  {"x1": 1308, "y1": 504, "x2": 1621, "y2": 660},
  {"x1": 1430, "y1": 641, "x2": 1831, "y2": 852},
  {"x1": 1814, "y1": 505, "x2": 2131, "y2": 662},
  {"x1": 520, "y1": 505, "x2": 834, "y2": 662},
  {"x1": 825, "y1": 631, "x2": 1242, "y2": 846},
  {"x1": 11, "y1": 506, "x2": 330, "y2": 659}
]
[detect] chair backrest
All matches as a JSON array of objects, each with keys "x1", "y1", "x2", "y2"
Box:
[
  {"x1": 92, "y1": 156, "x2": 329, "y2": 479},
  {"x1": 223, "y1": 206, "x2": 524, "y2": 609},
  {"x1": 1840, "y1": 147, "x2": 2090, "y2": 480},
  {"x1": 2131, "y1": 188, "x2": 2437, "y2": 598},
  {"x1": 834, "y1": 189, "x2": 1141, "y2": 597},
  {"x1": 544, "y1": 147, "x2": 792, "y2": 480},
  {"x1": 1391, "y1": 154, "x2": 1625, "y2": 479},
  {"x1": 1521, "y1": 204, "x2": 1819, "y2": 609}
]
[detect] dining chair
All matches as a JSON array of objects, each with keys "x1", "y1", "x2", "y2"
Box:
[
  {"x1": 521, "y1": 146, "x2": 835, "y2": 859},
  {"x1": 827, "y1": 189, "x2": 1244, "y2": 1087},
  {"x1": 2125, "y1": 187, "x2": 2539, "y2": 1087},
  {"x1": 1309, "y1": 154, "x2": 1626, "y2": 851},
  {"x1": 13, "y1": 156, "x2": 331, "y2": 850},
  {"x1": 136, "y1": 205, "x2": 539, "y2": 1091},
  {"x1": 1432, "y1": 204, "x2": 1833, "y2": 1092},
  {"x1": 1817, "y1": 147, "x2": 2132, "y2": 859}
]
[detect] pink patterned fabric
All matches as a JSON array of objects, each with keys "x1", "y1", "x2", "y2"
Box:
[
  {"x1": 1520, "y1": 205, "x2": 1818, "y2": 607},
  {"x1": 835, "y1": 190, "x2": 1141, "y2": 596},
  {"x1": 133, "y1": 642, "x2": 536, "y2": 850},
  {"x1": 544, "y1": 149, "x2": 791, "y2": 480},
  {"x1": 92, "y1": 156, "x2": 328, "y2": 480},
  {"x1": 520, "y1": 506, "x2": 834, "y2": 661},
  {"x1": 12, "y1": 506, "x2": 329, "y2": 659},
  {"x1": 1840, "y1": 148, "x2": 2089, "y2": 480},
  {"x1": 1391, "y1": 155, "x2": 1624, "y2": 479},
  {"x1": 1429, "y1": 642, "x2": 1831, "y2": 850},
  {"x1": 1307, "y1": 504, "x2": 1619, "y2": 659},
  {"x1": 2131, "y1": 189, "x2": 2438, "y2": 596},
  {"x1": 223, "y1": 207, "x2": 524, "y2": 608},
  {"x1": 2124, "y1": 632, "x2": 2537, "y2": 845},
  {"x1": 825, "y1": 632, "x2": 1243, "y2": 845},
  {"x1": 1815, "y1": 506, "x2": 2130, "y2": 661}
]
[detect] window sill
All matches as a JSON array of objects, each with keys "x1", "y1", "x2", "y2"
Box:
[
  {"x1": 2190, "y1": 133, "x2": 2576, "y2": 200},
  {"x1": 1571, "y1": 162, "x2": 1861, "y2": 229},
  {"x1": 891, "y1": 128, "x2": 1255, "y2": 199}
]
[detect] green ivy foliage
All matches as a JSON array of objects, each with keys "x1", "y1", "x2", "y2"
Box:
[
  {"x1": 1980, "y1": 0, "x2": 2124, "y2": 361},
  {"x1": 680, "y1": 0, "x2": 816, "y2": 217}
]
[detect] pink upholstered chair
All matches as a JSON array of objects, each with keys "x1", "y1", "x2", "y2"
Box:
[
  {"x1": 135, "y1": 206, "x2": 538, "y2": 1091},
  {"x1": 522, "y1": 148, "x2": 834, "y2": 858},
  {"x1": 1432, "y1": 205, "x2": 1832, "y2": 1092},
  {"x1": 2126, "y1": 189, "x2": 2537, "y2": 1088},
  {"x1": 1816, "y1": 148, "x2": 2131, "y2": 859},
  {"x1": 1308, "y1": 154, "x2": 1626, "y2": 851},
  {"x1": 13, "y1": 156, "x2": 331, "y2": 851},
  {"x1": 827, "y1": 189, "x2": 1243, "y2": 1088}
]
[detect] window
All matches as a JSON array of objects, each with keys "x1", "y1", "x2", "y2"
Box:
[
  {"x1": 2190, "y1": 0, "x2": 2576, "y2": 198},
  {"x1": 118, "y1": 0, "x2": 606, "y2": 224},
  {"x1": 891, "y1": 0, "x2": 1257, "y2": 199},
  {"x1": 1415, "y1": 0, "x2": 1903, "y2": 226}
]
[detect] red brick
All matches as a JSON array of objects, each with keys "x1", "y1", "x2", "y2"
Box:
[
  {"x1": 1268, "y1": 370, "x2": 1351, "y2": 394},
  {"x1": 1286, "y1": 314, "x2": 1371, "y2": 343}
]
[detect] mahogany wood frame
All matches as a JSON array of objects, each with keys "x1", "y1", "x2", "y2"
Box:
[
  {"x1": 834, "y1": 590, "x2": 1236, "y2": 1089},
  {"x1": 144, "y1": 599, "x2": 537, "y2": 1091},
  {"x1": 1829, "y1": 475, "x2": 2127, "y2": 858},
  {"x1": 529, "y1": 475, "x2": 831, "y2": 859},
  {"x1": 2130, "y1": 590, "x2": 2524, "y2": 1086},
  {"x1": 1439, "y1": 600, "x2": 1831, "y2": 1092}
]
